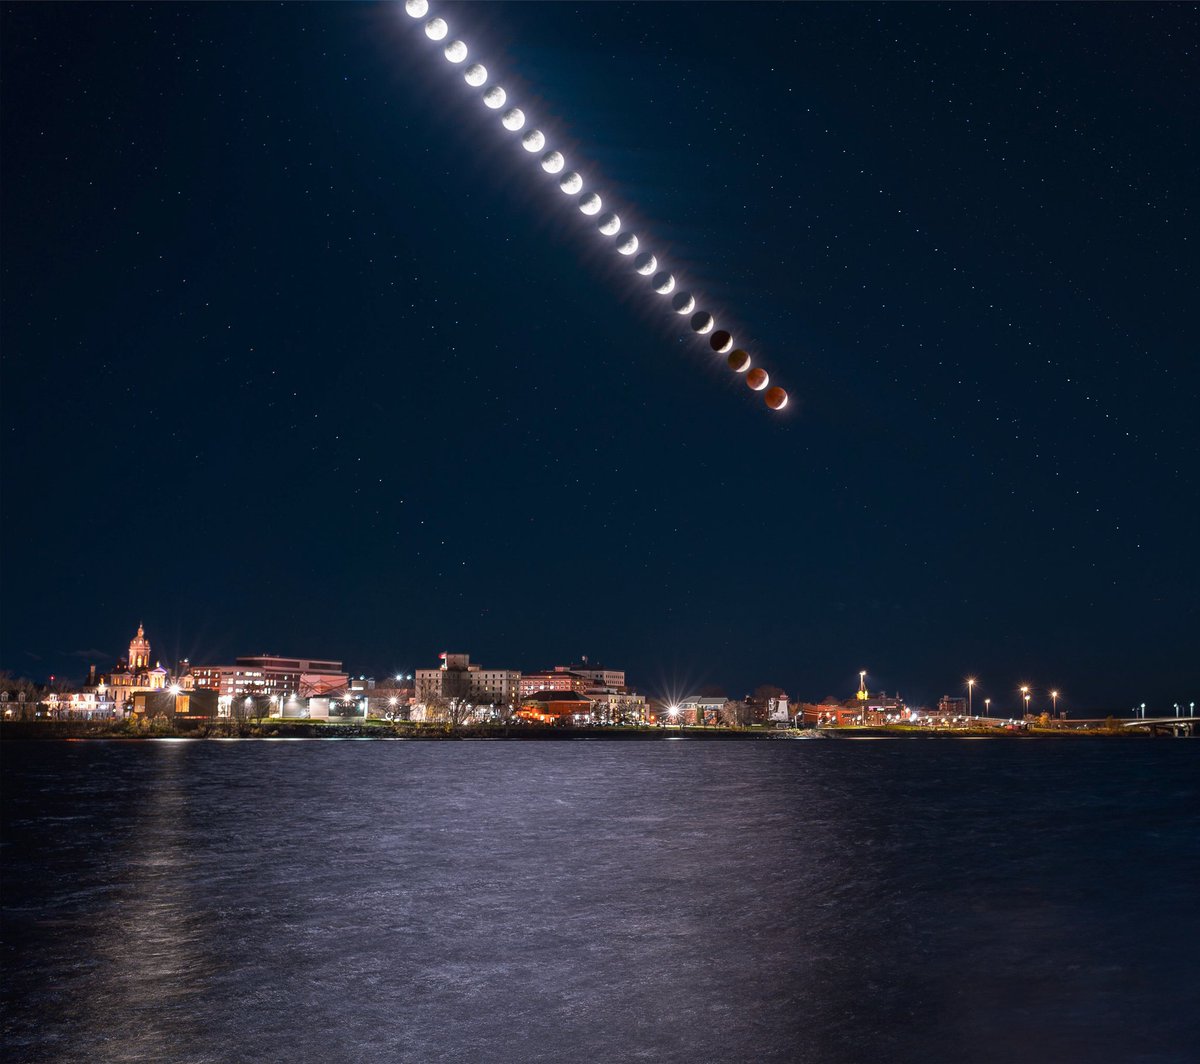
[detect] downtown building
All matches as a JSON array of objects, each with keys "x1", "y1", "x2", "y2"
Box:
[
  {"x1": 191, "y1": 655, "x2": 349, "y2": 706},
  {"x1": 415, "y1": 652, "x2": 520, "y2": 707}
]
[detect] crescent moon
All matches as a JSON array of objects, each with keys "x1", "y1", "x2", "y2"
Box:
[
  {"x1": 671, "y1": 291, "x2": 695, "y2": 314},
  {"x1": 616, "y1": 233, "x2": 638, "y2": 255},
  {"x1": 709, "y1": 330, "x2": 733, "y2": 354},
  {"x1": 598, "y1": 213, "x2": 620, "y2": 235},
  {"x1": 746, "y1": 367, "x2": 769, "y2": 391},
  {"x1": 690, "y1": 311, "x2": 714, "y2": 334},
  {"x1": 652, "y1": 272, "x2": 675, "y2": 294},
  {"x1": 634, "y1": 252, "x2": 657, "y2": 275}
]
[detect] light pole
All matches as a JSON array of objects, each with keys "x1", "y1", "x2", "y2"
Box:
[
  {"x1": 1051, "y1": 690, "x2": 1059, "y2": 719},
  {"x1": 967, "y1": 678, "x2": 976, "y2": 718},
  {"x1": 1020, "y1": 685, "x2": 1030, "y2": 719},
  {"x1": 984, "y1": 697, "x2": 991, "y2": 718}
]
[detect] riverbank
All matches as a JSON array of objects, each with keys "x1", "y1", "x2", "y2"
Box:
[{"x1": 0, "y1": 720, "x2": 1157, "y2": 741}]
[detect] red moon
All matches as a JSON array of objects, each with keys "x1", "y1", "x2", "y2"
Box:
[
  {"x1": 727, "y1": 349, "x2": 751, "y2": 373},
  {"x1": 764, "y1": 386, "x2": 788, "y2": 410},
  {"x1": 746, "y1": 367, "x2": 769, "y2": 391}
]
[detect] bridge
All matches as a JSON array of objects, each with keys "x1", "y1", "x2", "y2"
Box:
[{"x1": 1122, "y1": 716, "x2": 1199, "y2": 737}]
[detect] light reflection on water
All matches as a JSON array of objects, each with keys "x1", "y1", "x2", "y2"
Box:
[{"x1": 2, "y1": 739, "x2": 1197, "y2": 1063}]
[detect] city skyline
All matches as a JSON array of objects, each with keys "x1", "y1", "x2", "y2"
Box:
[{"x1": 2, "y1": 3, "x2": 1196, "y2": 709}]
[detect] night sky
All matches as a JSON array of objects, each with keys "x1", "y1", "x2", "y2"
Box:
[{"x1": 2, "y1": 2, "x2": 1196, "y2": 713}]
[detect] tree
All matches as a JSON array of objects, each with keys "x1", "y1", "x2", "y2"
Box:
[{"x1": 720, "y1": 700, "x2": 749, "y2": 728}]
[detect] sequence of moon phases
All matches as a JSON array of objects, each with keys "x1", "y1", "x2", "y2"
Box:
[{"x1": 412, "y1": 8, "x2": 790, "y2": 414}]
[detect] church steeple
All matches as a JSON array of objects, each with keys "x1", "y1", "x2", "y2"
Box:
[{"x1": 129, "y1": 623, "x2": 151, "y2": 672}]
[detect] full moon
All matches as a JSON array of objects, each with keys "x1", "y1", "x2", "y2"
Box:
[
  {"x1": 764, "y1": 386, "x2": 788, "y2": 410},
  {"x1": 483, "y1": 86, "x2": 506, "y2": 109},
  {"x1": 672, "y1": 291, "x2": 695, "y2": 314},
  {"x1": 598, "y1": 212, "x2": 620, "y2": 235},
  {"x1": 709, "y1": 330, "x2": 733, "y2": 354},
  {"x1": 501, "y1": 107, "x2": 525, "y2": 131},
  {"x1": 424, "y1": 18, "x2": 448, "y2": 41},
  {"x1": 652, "y1": 271, "x2": 675, "y2": 294},
  {"x1": 559, "y1": 171, "x2": 583, "y2": 194},
  {"x1": 634, "y1": 252, "x2": 657, "y2": 275},
  {"x1": 464, "y1": 63, "x2": 487, "y2": 87},
  {"x1": 690, "y1": 311, "x2": 715, "y2": 334},
  {"x1": 522, "y1": 129, "x2": 545, "y2": 152},
  {"x1": 541, "y1": 151, "x2": 565, "y2": 174},
  {"x1": 444, "y1": 40, "x2": 467, "y2": 63},
  {"x1": 405, "y1": 0, "x2": 428, "y2": 16},
  {"x1": 579, "y1": 193, "x2": 602, "y2": 215},
  {"x1": 746, "y1": 367, "x2": 769, "y2": 391},
  {"x1": 727, "y1": 349, "x2": 751, "y2": 373},
  {"x1": 616, "y1": 233, "x2": 638, "y2": 255}
]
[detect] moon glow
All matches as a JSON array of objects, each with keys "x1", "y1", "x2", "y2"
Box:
[
  {"x1": 559, "y1": 171, "x2": 583, "y2": 194},
  {"x1": 672, "y1": 291, "x2": 695, "y2": 314},
  {"x1": 541, "y1": 151, "x2": 565, "y2": 174},
  {"x1": 424, "y1": 17, "x2": 448, "y2": 40},
  {"x1": 690, "y1": 311, "x2": 715, "y2": 334},
  {"x1": 598, "y1": 213, "x2": 620, "y2": 235},
  {"x1": 522, "y1": 129, "x2": 545, "y2": 152},
  {"x1": 444, "y1": 40, "x2": 467, "y2": 63},
  {"x1": 464, "y1": 63, "x2": 487, "y2": 87},
  {"x1": 652, "y1": 272, "x2": 675, "y2": 294},
  {"x1": 616, "y1": 233, "x2": 639, "y2": 255},
  {"x1": 482, "y1": 86, "x2": 506, "y2": 109},
  {"x1": 405, "y1": 0, "x2": 428, "y2": 17},
  {"x1": 501, "y1": 107, "x2": 525, "y2": 131},
  {"x1": 579, "y1": 192, "x2": 602, "y2": 215},
  {"x1": 634, "y1": 252, "x2": 657, "y2": 275}
]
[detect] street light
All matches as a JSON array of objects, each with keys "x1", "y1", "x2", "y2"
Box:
[
  {"x1": 984, "y1": 697, "x2": 991, "y2": 718},
  {"x1": 967, "y1": 678, "x2": 976, "y2": 717},
  {"x1": 1051, "y1": 690, "x2": 1059, "y2": 719}
]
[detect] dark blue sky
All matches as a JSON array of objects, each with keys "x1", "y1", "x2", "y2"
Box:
[{"x1": 2, "y1": 2, "x2": 1196, "y2": 712}]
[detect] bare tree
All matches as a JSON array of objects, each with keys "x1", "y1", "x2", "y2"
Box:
[{"x1": 720, "y1": 700, "x2": 749, "y2": 728}]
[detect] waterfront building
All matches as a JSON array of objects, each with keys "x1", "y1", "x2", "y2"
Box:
[
  {"x1": 415, "y1": 652, "x2": 520, "y2": 707},
  {"x1": 553, "y1": 660, "x2": 626, "y2": 691},
  {"x1": 675, "y1": 695, "x2": 728, "y2": 726},
  {"x1": 520, "y1": 669, "x2": 591, "y2": 698},
  {"x1": 191, "y1": 655, "x2": 349, "y2": 704},
  {"x1": 519, "y1": 690, "x2": 595, "y2": 724}
]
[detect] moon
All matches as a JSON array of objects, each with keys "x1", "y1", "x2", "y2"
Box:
[
  {"x1": 464, "y1": 63, "x2": 487, "y2": 87},
  {"x1": 727, "y1": 349, "x2": 751, "y2": 373},
  {"x1": 746, "y1": 367, "x2": 769, "y2": 391},
  {"x1": 616, "y1": 233, "x2": 639, "y2": 255},
  {"x1": 541, "y1": 150, "x2": 565, "y2": 174},
  {"x1": 652, "y1": 271, "x2": 675, "y2": 294},
  {"x1": 579, "y1": 192, "x2": 602, "y2": 215},
  {"x1": 559, "y1": 171, "x2": 583, "y2": 194},
  {"x1": 444, "y1": 40, "x2": 467, "y2": 63},
  {"x1": 501, "y1": 107, "x2": 525, "y2": 131},
  {"x1": 483, "y1": 86, "x2": 506, "y2": 109},
  {"x1": 764, "y1": 386, "x2": 788, "y2": 410},
  {"x1": 690, "y1": 311, "x2": 714, "y2": 334},
  {"x1": 405, "y1": 0, "x2": 428, "y2": 16},
  {"x1": 522, "y1": 129, "x2": 545, "y2": 152},
  {"x1": 671, "y1": 291, "x2": 695, "y2": 314},
  {"x1": 634, "y1": 252, "x2": 657, "y2": 275},
  {"x1": 424, "y1": 18, "x2": 448, "y2": 41},
  {"x1": 709, "y1": 330, "x2": 733, "y2": 354},
  {"x1": 598, "y1": 212, "x2": 620, "y2": 235}
]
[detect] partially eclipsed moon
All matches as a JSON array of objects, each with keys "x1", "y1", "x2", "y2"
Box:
[
  {"x1": 690, "y1": 311, "x2": 715, "y2": 334},
  {"x1": 598, "y1": 213, "x2": 620, "y2": 235},
  {"x1": 405, "y1": 0, "x2": 428, "y2": 17},
  {"x1": 746, "y1": 367, "x2": 769, "y2": 391},
  {"x1": 634, "y1": 252, "x2": 657, "y2": 275},
  {"x1": 424, "y1": 18, "x2": 448, "y2": 41},
  {"x1": 444, "y1": 40, "x2": 467, "y2": 63},
  {"x1": 541, "y1": 151, "x2": 565, "y2": 174},
  {"x1": 483, "y1": 86, "x2": 507, "y2": 109},
  {"x1": 464, "y1": 64, "x2": 487, "y2": 87},
  {"x1": 709, "y1": 330, "x2": 733, "y2": 354},
  {"x1": 616, "y1": 233, "x2": 638, "y2": 255},
  {"x1": 727, "y1": 349, "x2": 751, "y2": 373},
  {"x1": 765, "y1": 386, "x2": 788, "y2": 410},
  {"x1": 559, "y1": 171, "x2": 583, "y2": 194},
  {"x1": 672, "y1": 291, "x2": 695, "y2": 314},
  {"x1": 652, "y1": 272, "x2": 675, "y2": 294},
  {"x1": 579, "y1": 193, "x2": 602, "y2": 215},
  {"x1": 501, "y1": 108, "x2": 525, "y2": 131},
  {"x1": 522, "y1": 129, "x2": 545, "y2": 152}
]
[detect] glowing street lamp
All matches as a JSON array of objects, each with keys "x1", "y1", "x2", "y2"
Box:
[
  {"x1": 984, "y1": 697, "x2": 991, "y2": 718},
  {"x1": 967, "y1": 678, "x2": 976, "y2": 717},
  {"x1": 1051, "y1": 690, "x2": 1059, "y2": 719}
]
